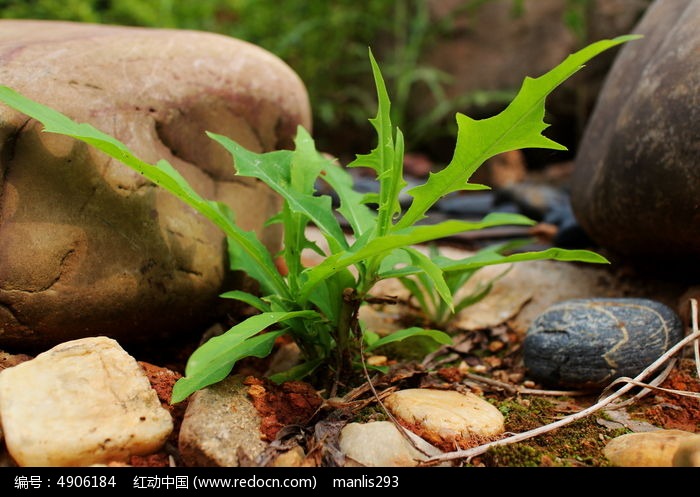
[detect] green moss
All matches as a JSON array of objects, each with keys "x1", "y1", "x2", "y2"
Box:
[
  {"x1": 498, "y1": 396, "x2": 556, "y2": 431},
  {"x1": 354, "y1": 404, "x2": 388, "y2": 424},
  {"x1": 488, "y1": 396, "x2": 616, "y2": 467},
  {"x1": 485, "y1": 444, "x2": 542, "y2": 467}
]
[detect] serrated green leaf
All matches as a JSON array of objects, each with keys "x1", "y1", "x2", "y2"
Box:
[
  {"x1": 384, "y1": 244, "x2": 609, "y2": 282},
  {"x1": 319, "y1": 158, "x2": 375, "y2": 236},
  {"x1": 348, "y1": 49, "x2": 406, "y2": 236},
  {"x1": 215, "y1": 202, "x2": 288, "y2": 297},
  {"x1": 397, "y1": 35, "x2": 642, "y2": 228},
  {"x1": 437, "y1": 246, "x2": 609, "y2": 273},
  {"x1": 208, "y1": 130, "x2": 348, "y2": 254},
  {"x1": 300, "y1": 213, "x2": 534, "y2": 301}
]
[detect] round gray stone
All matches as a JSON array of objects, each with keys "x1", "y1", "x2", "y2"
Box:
[{"x1": 523, "y1": 298, "x2": 683, "y2": 389}]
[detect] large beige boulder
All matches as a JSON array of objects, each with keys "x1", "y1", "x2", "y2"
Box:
[{"x1": 0, "y1": 20, "x2": 311, "y2": 350}]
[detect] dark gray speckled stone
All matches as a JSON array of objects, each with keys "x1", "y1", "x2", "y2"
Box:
[{"x1": 523, "y1": 298, "x2": 683, "y2": 389}]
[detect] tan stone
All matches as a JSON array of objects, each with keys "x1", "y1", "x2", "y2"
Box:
[
  {"x1": 0, "y1": 337, "x2": 173, "y2": 466},
  {"x1": 384, "y1": 388, "x2": 504, "y2": 450},
  {"x1": 604, "y1": 429, "x2": 697, "y2": 467},
  {"x1": 178, "y1": 375, "x2": 267, "y2": 467},
  {"x1": 672, "y1": 433, "x2": 700, "y2": 467},
  {"x1": 339, "y1": 421, "x2": 443, "y2": 467},
  {"x1": 0, "y1": 20, "x2": 311, "y2": 349}
]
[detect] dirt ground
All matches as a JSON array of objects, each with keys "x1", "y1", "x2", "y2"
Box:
[
  {"x1": 126, "y1": 221, "x2": 700, "y2": 468},
  {"x1": 133, "y1": 290, "x2": 700, "y2": 467}
]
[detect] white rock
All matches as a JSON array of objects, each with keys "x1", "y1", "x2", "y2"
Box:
[
  {"x1": 339, "y1": 421, "x2": 443, "y2": 467},
  {"x1": 384, "y1": 388, "x2": 505, "y2": 449},
  {"x1": 0, "y1": 337, "x2": 173, "y2": 466}
]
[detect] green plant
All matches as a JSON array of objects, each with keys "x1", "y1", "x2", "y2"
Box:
[
  {"x1": 390, "y1": 242, "x2": 517, "y2": 330},
  {"x1": 0, "y1": 35, "x2": 639, "y2": 404}
]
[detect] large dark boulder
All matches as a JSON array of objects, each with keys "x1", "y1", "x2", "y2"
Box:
[{"x1": 570, "y1": 0, "x2": 700, "y2": 274}]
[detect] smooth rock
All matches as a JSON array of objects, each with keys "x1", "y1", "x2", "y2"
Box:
[
  {"x1": 178, "y1": 375, "x2": 267, "y2": 467},
  {"x1": 339, "y1": 421, "x2": 443, "y2": 467},
  {"x1": 0, "y1": 337, "x2": 173, "y2": 466},
  {"x1": 604, "y1": 429, "x2": 697, "y2": 467},
  {"x1": 0, "y1": 20, "x2": 310, "y2": 350},
  {"x1": 672, "y1": 433, "x2": 700, "y2": 467},
  {"x1": 570, "y1": 0, "x2": 700, "y2": 271},
  {"x1": 383, "y1": 388, "x2": 505, "y2": 450},
  {"x1": 523, "y1": 298, "x2": 683, "y2": 388}
]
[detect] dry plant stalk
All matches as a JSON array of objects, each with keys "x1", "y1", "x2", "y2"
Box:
[{"x1": 420, "y1": 298, "x2": 700, "y2": 466}]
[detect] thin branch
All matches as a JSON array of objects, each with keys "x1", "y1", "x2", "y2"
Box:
[
  {"x1": 420, "y1": 345, "x2": 456, "y2": 369},
  {"x1": 463, "y1": 372, "x2": 593, "y2": 397},
  {"x1": 358, "y1": 337, "x2": 436, "y2": 458},
  {"x1": 420, "y1": 299, "x2": 700, "y2": 466},
  {"x1": 605, "y1": 374, "x2": 700, "y2": 400},
  {"x1": 601, "y1": 359, "x2": 677, "y2": 409}
]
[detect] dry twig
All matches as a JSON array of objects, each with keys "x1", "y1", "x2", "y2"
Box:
[
  {"x1": 357, "y1": 337, "x2": 437, "y2": 458},
  {"x1": 462, "y1": 372, "x2": 593, "y2": 397}
]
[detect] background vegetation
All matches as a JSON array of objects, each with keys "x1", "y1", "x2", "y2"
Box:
[{"x1": 0, "y1": 0, "x2": 609, "y2": 161}]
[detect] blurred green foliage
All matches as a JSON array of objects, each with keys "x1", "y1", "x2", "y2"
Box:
[
  {"x1": 1, "y1": 0, "x2": 518, "y2": 155},
  {"x1": 0, "y1": 0, "x2": 598, "y2": 157}
]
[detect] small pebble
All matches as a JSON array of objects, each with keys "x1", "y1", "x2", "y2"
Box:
[
  {"x1": 604, "y1": 429, "x2": 696, "y2": 467},
  {"x1": 383, "y1": 388, "x2": 504, "y2": 450},
  {"x1": 339, "y1": 421, "x2": 442, "y2": 467},
  {"x1": 523, "y1": 298, "x2": 683, "y2": 388},
  {"x1": 672, "y1": 433, "x2": 700, "y2": 467}
]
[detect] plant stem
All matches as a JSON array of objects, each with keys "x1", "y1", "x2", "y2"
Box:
[{"x1": 330, "y1": 288, "x2": 362, "y2": 396}]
